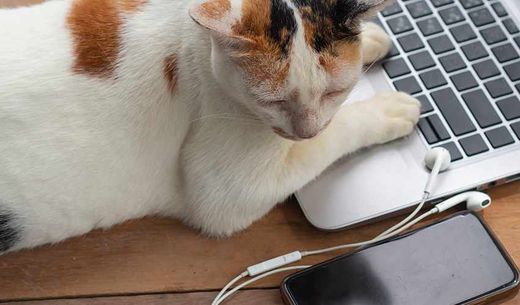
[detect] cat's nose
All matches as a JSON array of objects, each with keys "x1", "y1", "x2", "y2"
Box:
[
  {"x1": 294, "y1": 128, "x2": 320, "y2": 139},
  {"x1": 291, "y1": 110, "x2": 320, "y2": 139}
]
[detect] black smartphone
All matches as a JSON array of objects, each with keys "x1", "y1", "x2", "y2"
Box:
[{"x1": 281, "y1": 211, "x2": 519, "y2": 305}]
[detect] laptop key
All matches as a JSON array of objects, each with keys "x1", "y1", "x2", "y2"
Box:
[
  {"x1": 398, "y1": 33, "x2": 424, "y2": 52},
  {"x1": 428, "y1": 35, "x2": 455, "y2": 54},
  {"x1": 409, "y1": 51, "x2": 436, "y2": 71},
  {"x1": 504, "y1": 62, "x2": 520, "y2": 81},
  {"x1": 485, "y1": 127, "x2": 515, "y2": 148},
  {"x1": 480, "y1": 25, "x2": 507, "y2": 45},
  {"x1": 461, "y1": 41, "x2": 488, "y2": 61},
  {"x1": 417, "y1": 17, "x2": 443, "y2": 36},
  {"x1": 492, "y1": 44, "x2": 519, "y2": 63},
  {"x1": 386, "y1": 42, "x2": 400, "y2": 58},
  {"x1": 431, "y1": 88, "x2": 476, "y2": 136},
  {"x1": 515, "y1": 36, "x2": 520, "y2": 49},
  {"x1": 517, "y1": 83, "x2": 520, "y2": 94},
  {"x1": 473, "y1": 59, "x2": 500, "y2": 79},
  {"x1": 415, "y1": 94, "x2": 434, "y2": 113},
  {"x1": 394, "y1": 76, "x2": 422, "y2": 94},
  {"x1": 491, "y1": 2, "x2": 508, "y2": 17},
  {"x1": 383, "y1": 58, "x2": 410, "y2": 78},
  {"x1": 428, "y1": 114, "x2": 451, "y2": 141},
  {"x1": 451, "y1": 71, "x2": 479, "y2": 91},
  {"x1": 437, "y1": 142, "x2": 463, "y2": 161},
  {"x1": 497, "y1": 96, "x2": 520, "y2": 121},
  {"x1": 462, "y1": 89, "x2": 502, "y2": 128},
  {"x1": 381, "y1": 2, "x2": 402, "y2": 17},
  {"x1": 431, "y1": 0, "x2": 453, "y2": 7},
  {"x1": 387, "y1": 15, "x2": 413, "y2": 34},
  {"x1": 512, "y1": 122, "x2": 520, "y2": 140},
  {"x1": 439, "y1": 6, "x2": 465, "y2": 25},
  {"x1": 439, "y1": 53, "x2": 466, "y2": 73},
  {"x1": 503, "y1": 19, "x2": 519, "y2": 34},
  {"x1": 418, "y1": 115, "x2": 451, "y2": 144},
  {"x1": 420, "y1": 69, "x2": 447, "y2": 89},
  {"x1": 450, "y1": 24, "x2": 477, "y2": 42},
  {"x1": 406, "y1": 1, "x2": 432, "y2": 18},
  {"x1": 459, "y1": 134, "x2": 489, "y2": 156},
  {"x1": 459, "y1": 0, "x2": 483, "y2": 9},
  {"x1": 418, "y1": 117, "x2": 439, "y2": 144},
  {"x1": 485, "y1": 78, "x2": 513, "y2": 98},
  {"x1": 469, "y1": 7, "x2": 495, "y2": 27}
]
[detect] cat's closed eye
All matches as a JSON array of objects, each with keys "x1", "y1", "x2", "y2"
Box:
[
  {"x1": 259, "y1": 99, "x2": 287, "y2": 107},
  {"x1": 323, "y1": 89, "x2": 348, "y2": 100}
]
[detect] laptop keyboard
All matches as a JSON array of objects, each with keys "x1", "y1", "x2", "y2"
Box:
[{"x1": 377, "y1": 0, "x2": 520, "y2": 162}]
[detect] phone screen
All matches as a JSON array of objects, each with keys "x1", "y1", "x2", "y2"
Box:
[{"x1": 283, "y1": 212, "x2": 518, "y2": 305}]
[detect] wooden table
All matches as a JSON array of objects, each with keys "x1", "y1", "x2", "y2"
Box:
[
  {"x1": 2, "y1": 1, "x2": 520, "y2": 304},
  {"x1": 1, "y1": 180, "x2": 519, "y2": 305}
]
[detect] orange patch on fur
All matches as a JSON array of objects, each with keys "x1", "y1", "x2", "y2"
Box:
[
  {"x1": 164, "y1": 54, "x2": 178, "y2": 94},
  {"x1": 67, "y1": 0, "x2": 122, "y2": 78},
  {"x1": 229, "y1": 0, "x2": 294, "y2": 91},
  {"x1": 118, "y1": 0, "x2": 147, "y2": 12},
  {"x1": 67, "y1": 0, "x2": 148, "y2": 78},
  {"x1": 319, "y1": 41, "x2": 361, "y2": 75},
  {"x1": 199, "y1": 0, "x2": 231, "y2": 20}
]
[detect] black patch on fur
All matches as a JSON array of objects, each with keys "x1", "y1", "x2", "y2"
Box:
[
  {"x1": 269, "y1": 0, "x2": 298, "y2": 56},
  {"x1": 0, "y1": 212, "x2": 19, "y2": 252},
  {"x1": 292, "y1": 0, "x2": 371, "y2": 52}
]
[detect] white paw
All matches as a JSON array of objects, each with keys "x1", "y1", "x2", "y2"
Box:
[
  {"x1": 368, "y1": 92, "x2": 421, "y2": 144},
  {"x1": 360, "y1": 22, "x2": 391, "y2": 65}
]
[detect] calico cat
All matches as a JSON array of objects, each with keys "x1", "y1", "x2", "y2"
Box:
[{"x1": 0, "y1": 0, "x2": 420, "y2": 253}]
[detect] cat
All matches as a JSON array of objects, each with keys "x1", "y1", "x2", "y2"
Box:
[{"x1": 0, "y1": 0, "x2": 420, "y2": 253}]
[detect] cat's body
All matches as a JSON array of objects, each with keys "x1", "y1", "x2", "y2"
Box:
[{"x1": 0, "y1": 0, "x2": 420, "y2": 253}]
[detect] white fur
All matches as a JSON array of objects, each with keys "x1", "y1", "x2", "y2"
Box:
[{"x1": 0, "y1": 0, "x2": 418, "y2": 252}]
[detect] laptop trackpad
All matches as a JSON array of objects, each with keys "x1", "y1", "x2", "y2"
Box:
[{"x1": 297, "y1": 141, "x2": 425, "y2": 230}]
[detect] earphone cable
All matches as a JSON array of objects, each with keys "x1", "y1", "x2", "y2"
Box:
[{"x1": 212, "y1": 266, "x2": 311, "y2": 305}]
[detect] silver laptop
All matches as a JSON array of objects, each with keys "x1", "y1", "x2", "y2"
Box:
[{"x1": 296, "y1": 0, "x2": 520, "y2": 231}]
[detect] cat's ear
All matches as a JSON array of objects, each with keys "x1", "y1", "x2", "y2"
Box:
[
  {"x1": 356, "y1": 0, "x2": 395, "y2": 19},
  {"x1": 189, "y1": 0, "x2": 251, "y2": 45}
]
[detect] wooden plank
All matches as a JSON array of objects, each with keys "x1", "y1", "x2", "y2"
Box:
[
  {"x1": 4, "y1": 287, "x2": 519, "y2": 305},
  {"x1": 0, "y1": 0, "x2": 44, "y2": 8},
  {"x1": 0, "y1": 182, "x2": 519, "y2": 302},
  {"x1": 2, "y1": 290, "x2": 284, "y2": 305}
]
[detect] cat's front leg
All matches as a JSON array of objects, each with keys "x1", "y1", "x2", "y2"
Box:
[
  {"x1": 279, "y1": 92, "x2": 420, "y2": 193},
  {"x1": 360, "y1": 22, "x2": 391, "y2": 65},
  {"x1": 181, "y1": 93, "x2": 419, "y2": 237}
]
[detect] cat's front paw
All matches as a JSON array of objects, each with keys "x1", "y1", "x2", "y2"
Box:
[
  {"x1": 369, "y1": 92, "x2": 421, "y2": 144},
  {"x1": 360, "y1": 22, "x2": 391, "y2": 65}
]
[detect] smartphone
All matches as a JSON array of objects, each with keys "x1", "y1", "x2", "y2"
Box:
[{"x1": 281, "y1": 211, "x2": 519, "y2": 305}]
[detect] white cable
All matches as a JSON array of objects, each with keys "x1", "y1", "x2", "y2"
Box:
[
  {"x1": 376, "y1": 192, "x2": 430, "y2": 239},
  {"x1": 383, "y1": 208, "x2": 437, "y2": 237},
  {"x1": 212, "y1": 271, "x2": 248, "y2": 305},
  {"x1": 213, "y1": 206, "x2": 441, "y2": 304},
  {"x1": 212, "y1": 266, "x2": 311, "y2": 305},
  {"x1": 301, "y1": 193, "x2": 432, "y2": 257},
  {"x1": 212, "y1": 150, "x2": 448, "y2": 304}
]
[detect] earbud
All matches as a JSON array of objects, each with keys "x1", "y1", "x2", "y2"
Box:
[
  {"x1": 424, "y1": 147, "x2": 451, "y2": 172},
  {"x1": 434, "y1": 191, "x2": 492, "y2": 213},
  {"x1": 424, "y1": 147, "x2": 452, "y2": 195}
]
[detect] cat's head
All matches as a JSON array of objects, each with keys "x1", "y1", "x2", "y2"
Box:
[{"x1": 190, "y1": 0, "x2": 390, "y2": 140}]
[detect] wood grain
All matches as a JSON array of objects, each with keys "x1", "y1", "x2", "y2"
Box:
[
  {"x1": 0, "y1": 0, "x2": 44, "y2": 8},
  {"x1": 0, "y1": 181, "x2": 519, "y2": 303},
  {"x1": 4, "y1": 290, "x2": 284, "y2": 305},
  {"x1": 1, "y1": 1, "x2": 520, "y2": 304}
]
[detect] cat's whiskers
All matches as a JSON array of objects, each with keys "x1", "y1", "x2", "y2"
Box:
[
  {"x1": 189, "y1": 113, "x2": 264, "y2": 125},
  {"x1": 362, "y1": 59, "x2": 378, "y2": 74}
]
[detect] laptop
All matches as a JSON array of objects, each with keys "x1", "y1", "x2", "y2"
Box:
[{"x1": 296, "y1": 0, "x2": 520, "y2": 231}]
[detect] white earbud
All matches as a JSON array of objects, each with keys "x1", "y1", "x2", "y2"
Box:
[
  {"x1": 434, "y1": 191, "x2": 492, "y2": 213},
  {"x1": 424, "y1": 147, "x2": 452, "y2": 195}
]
